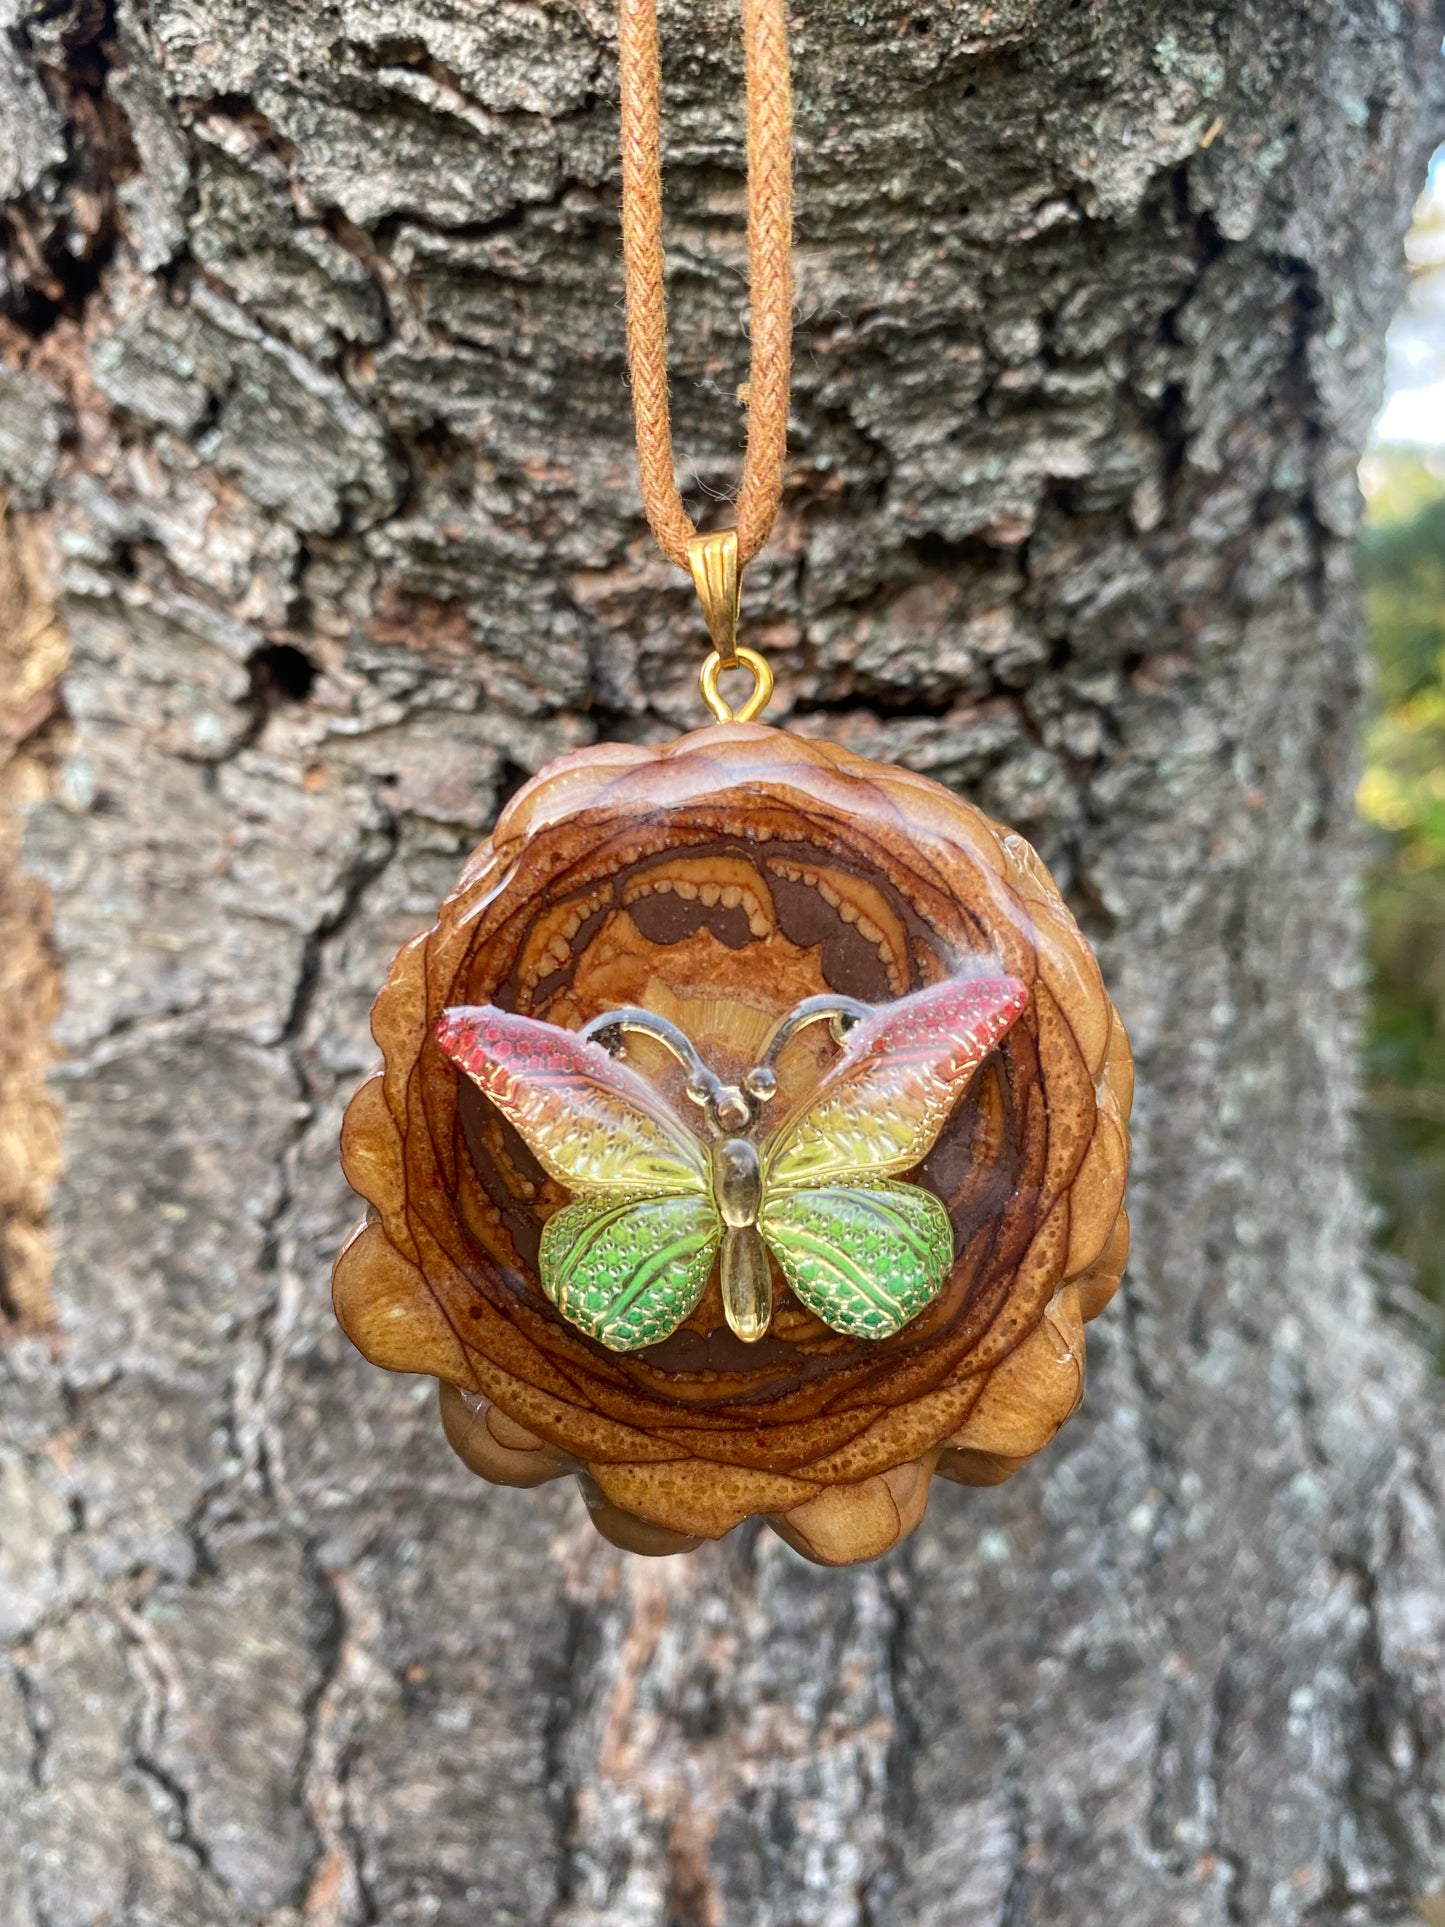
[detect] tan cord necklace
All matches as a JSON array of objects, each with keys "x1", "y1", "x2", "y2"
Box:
[
  {"x1": 618, "y1": 0, "x2": 793, "y2": 719},
  {"x1": 338, "y1": 1, "x2": 1134, "y2": 1563}
]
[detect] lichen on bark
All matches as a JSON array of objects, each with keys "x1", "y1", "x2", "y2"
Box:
[{"x1": 1, "y1": 0, "x2": 1444, "y2": 1921}]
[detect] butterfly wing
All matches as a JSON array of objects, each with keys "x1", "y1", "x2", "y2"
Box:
[
  {"x1": 541, "y1": 1192, "x2": 722, "y2": 1350},
  {"x1": 436, "y1": 1006, "x2": 709, "y2": 1196},
  {"x1": 760, "y1": 1180, "x2": 952, "y2": 1341},
  {"x1": 764, "y1": 976, "x2": 1028, "y2": 1193}
]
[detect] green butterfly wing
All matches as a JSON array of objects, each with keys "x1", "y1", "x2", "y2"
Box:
[
  {"x1": 540, "y1": 1191, "x2": 721, "y2": 1351},
  {"x1": 759, "y1": 1180, "x2": 952, "y2": 1341}
]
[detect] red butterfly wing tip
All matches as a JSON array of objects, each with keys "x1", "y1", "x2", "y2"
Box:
[
  {"x1": 988, "y1": 978, "x2": 1029, "y2": 1037},
  {"x1": 996, "y1": 977, "x2": 1029, "y2": 1020},
  {"x1": 928, "y1": 975, "x2": 1028, "y2": 1049},
  {"x1": 434, "y1": 1005, "x2": 491, "y2": 1069},
  {"x1": 926, "y1": 975, "x2": 1027, "y2": 1019}
]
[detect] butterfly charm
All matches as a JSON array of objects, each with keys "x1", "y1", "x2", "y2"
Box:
[{"x1": 435, "y1": 975, "x2": 1028, "y2": 1353}]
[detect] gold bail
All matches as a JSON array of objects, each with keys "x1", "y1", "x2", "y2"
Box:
[{"x1": 686, "y1": 528, "x2": 741, "y2": 670}]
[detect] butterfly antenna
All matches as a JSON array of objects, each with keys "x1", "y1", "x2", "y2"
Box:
[
  {"x1": 579, "y1": 1005, "x2": 706, "y2": 1075},
  {"x1": 759, "y1": 993, "x2": 873, "y2": 1069},
  {"x1": 580, "y1": 1006, "x2": 761, "y2": 1134}
]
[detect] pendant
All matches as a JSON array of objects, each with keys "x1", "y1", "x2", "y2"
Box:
[{"x1": 334, "y1": 708, "x2": 1132, "y2": 1566}]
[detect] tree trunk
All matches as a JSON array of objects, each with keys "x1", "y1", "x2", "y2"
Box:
[{"x1": 2, "y1": 1, "x2": 1444, "y2": 1921}]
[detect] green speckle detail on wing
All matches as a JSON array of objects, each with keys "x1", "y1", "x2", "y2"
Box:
[
  {"x1": 760, "y1": 1180, "x2": 952, "y2": 1340},
  {"x1": 540, "y1": 1191, "x2": 721, "y2": 1351}
]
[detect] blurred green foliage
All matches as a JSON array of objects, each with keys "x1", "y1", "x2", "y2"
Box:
[{"x1": 1358, "y1": 446, "x2": 1445, "y2": 1339}]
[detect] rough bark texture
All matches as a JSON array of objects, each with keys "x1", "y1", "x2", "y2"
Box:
[{"x1": 1, "y1": 1, "x2": 1444, "y2": 1922}]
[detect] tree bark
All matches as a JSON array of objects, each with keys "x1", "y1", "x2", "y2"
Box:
[{"x1": 2, "y1": 1, "x2": 1444, "y2": 1922}]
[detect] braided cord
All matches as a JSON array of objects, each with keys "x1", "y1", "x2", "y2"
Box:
[{"x1": 618, "y1": 0, "x2": 794, "y2": 571}]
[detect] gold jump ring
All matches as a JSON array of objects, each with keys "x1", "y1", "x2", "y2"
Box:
[{"x1": 699, "y1": 645, "x2": 774, "y2": 723}]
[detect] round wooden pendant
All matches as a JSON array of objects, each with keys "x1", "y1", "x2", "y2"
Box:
[{"x1": 334, "y1": 723, "x2": 1132, "y2": 1565}]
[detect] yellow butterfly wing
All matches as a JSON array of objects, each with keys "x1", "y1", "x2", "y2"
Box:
[
  {"x1": 756, "y1": 977, "x2": 1027, "y2": 1341},
  {"x1": 763, "y1": 976, "x2": 1028, "y2": 1193},
  {"x1": 435, "y1": 1006, "x2": 709, "y2": 1196}
]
